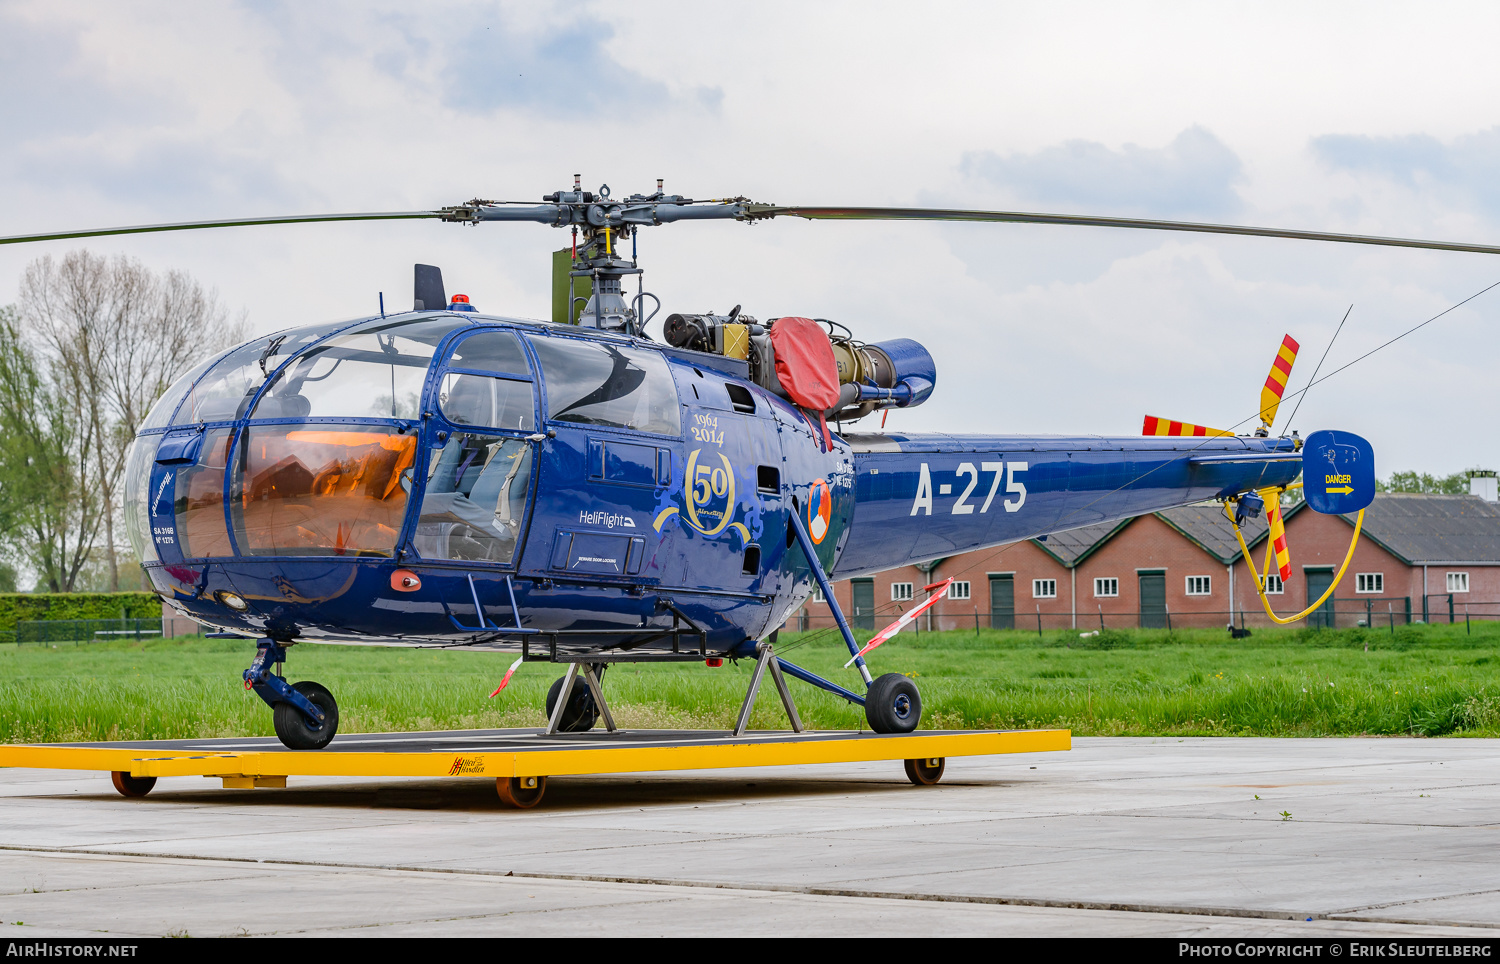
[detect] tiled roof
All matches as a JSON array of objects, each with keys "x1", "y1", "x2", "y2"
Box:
[
  {"x1": 1347, "y1": 494, "x2": 1500, "y2": 565},
  {"x1": 1032, "y1": 519, "x2": 1131, "y2": 567},
  {"x1": 1021, "y1": 493, "x2": 1500, "y2": 569},
  {"x1": 1156, "y1": 501, "x2": 1282, "y2": 565}
]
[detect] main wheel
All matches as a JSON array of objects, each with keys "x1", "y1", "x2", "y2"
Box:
[
  {"x1": 865, "y1": 673, "x2": 922, "y2": 733},
  {"x1": 110, "y1": 771, "x2": 157, "y2": 798},
  {"x1": 496, "y1": 775, "x2": 547, "y2": 808},
  {"x1": 904, "y1": 757, "x2": 946, "y2": 785},
  {"x1": 545, "y1": 676, "x2": 599, "y2": 732},
  {"x1": 272, "y1": 680, "x2": 339, "y2": 749}
]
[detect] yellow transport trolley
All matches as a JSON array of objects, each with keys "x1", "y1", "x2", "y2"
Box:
[{"x1": 0, "y1": 728, "x2": 1071, "y2": 808}]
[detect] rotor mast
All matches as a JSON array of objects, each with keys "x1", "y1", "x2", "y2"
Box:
[{"x1": 438, "y1": 177, "x2": 755, "y2": 332}]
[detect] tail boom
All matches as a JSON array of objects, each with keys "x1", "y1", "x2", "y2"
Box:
[{"x1": 831, "y1": 432, "x2": 1300, "y2": 579}]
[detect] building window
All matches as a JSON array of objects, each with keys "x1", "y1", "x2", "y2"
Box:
[
  {"x1": 1093, "y1": 577, "x2": 1118, "y2": 597},
  {"x1": 1033, "y1": 579, "x2": 1057, "y2": 599},
  {"x1": 1447, "y1": 572, "x2": 1469, "y2": 594},
  {"x1": 1259, "y1": 574, "x2": 1284, "y2": 595},
  {"x1": 891, "y1": 582, "x2": 914, "y2": 602},
  {"x1": 1186, "y1": 575, "x2": 1212, "y2": 596},
  {"x1": 809, "y1": 585, "x2": 824, "y2": 603},
  {"x1": 1356, "y1": 573, "x2": 1383, "y2": 594},
  {"x1": 949, "y1": 581, "x2": 971, "y2": 600}
]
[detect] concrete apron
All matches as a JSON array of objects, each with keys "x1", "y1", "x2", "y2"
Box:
[{"x1": 1, "y1": 736, "x2": 1498, "y2": 938}]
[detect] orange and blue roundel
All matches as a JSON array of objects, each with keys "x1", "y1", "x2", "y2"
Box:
[{"x1": 807, "y1": 479, "x2": 832, "y2": 544}]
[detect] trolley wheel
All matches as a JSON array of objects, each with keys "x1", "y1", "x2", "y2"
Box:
[
  {"x1": 496, "y1": 775, "x2": 547, "y2": 808},
  {"x1": 272, "y1": 680, "x2": 340, "y2": 750},
  {"x1": 904, "y1": 757, "x2": 946, "y2": 786},
  {"x1": 110, "y1": 771, "x2": 157, "y2": 798},
  {"x1": 545, "y1": 676, "x2": 599, "y2": 732},
  {"x1": 865, "y1": 673, "x2": 922, "y2": 733}
]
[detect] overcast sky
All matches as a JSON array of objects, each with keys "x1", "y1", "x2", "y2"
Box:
[{"x1": 3, "y1": 1, "x2": 1499, "y2": 476}]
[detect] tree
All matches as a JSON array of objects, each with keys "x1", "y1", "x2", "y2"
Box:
[
  {"x1": 14, "y1": 251, "x2": 244, "y2": 590},
  {"x1": 0, "y1": 308, "x2": 101, "y2": 592},
  {"x1": 1377, "y1": 471, "x2": 1470, "y2": 494}
]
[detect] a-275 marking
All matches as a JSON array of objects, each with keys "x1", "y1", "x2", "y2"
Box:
[{"x1": 910, "y1": 461, "x2": 1027, "y2": 516}]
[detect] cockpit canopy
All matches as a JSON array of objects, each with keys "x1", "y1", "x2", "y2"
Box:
[{"x1": 126, "y1": 313, "x2": 681, "y2": 567}]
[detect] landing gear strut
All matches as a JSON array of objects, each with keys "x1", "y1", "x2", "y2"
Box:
[
  {"x1": 544, "y1": 663, "x2": 614, "y2": 734},
  {"x1": 243, "y1": 639, "x2": 340, "y2": 750}
]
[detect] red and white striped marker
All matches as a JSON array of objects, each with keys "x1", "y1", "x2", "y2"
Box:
[
  {"x1": 489, "y1": 657, "x2": 524, "y2": 698},
  {"x1": 844, "y1": 578, "x2": 954, "y2": 668}
]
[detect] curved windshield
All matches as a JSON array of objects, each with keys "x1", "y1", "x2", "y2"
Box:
[
  {"x1": 174, "y1": 428, "x2": 235, "y2": 557},
  {"x1": 232, "y1": 424, "x2": 416, "y2": 557},
  {"x1": 415, "y1": 433, "x2": 532, "y2": 564},
  {"x1": 529, "y1": 336, "x2": 679, "y2": 435},
  {"x1": 123, "y1": 436, "x2": 159, "y2": 564},
  {"x1": 252, "y1": 317, "x2": 468, "y2": 420},
  {"x1": 173, "y1": 326, "x2": 329, "y2": 425},
  {"x1": 140, "y1": 353, "x2": 224, "y2": 431}
]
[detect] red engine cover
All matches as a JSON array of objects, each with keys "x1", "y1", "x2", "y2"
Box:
[{"x1": 769, "y1": 317, "x2": 840, "y2": 411}]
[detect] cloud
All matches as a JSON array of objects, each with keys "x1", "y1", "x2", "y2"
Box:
[
  {"x1": 960, "y1": 126, "x2": 1245, "y2": 218},
  {"x1": 1312, "y1": 128, "x2": 1500, "y2": 217},
  {"x1": 0, "y1": 9, "x2": 157, "y2": 143},
  {"x1": 437, "y1": 13, "x2": 719, "y2": 117}
]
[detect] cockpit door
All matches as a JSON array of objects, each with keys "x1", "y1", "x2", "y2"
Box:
[{"x1": 409, "y1": 329, "x2": 541, "y2": 568}]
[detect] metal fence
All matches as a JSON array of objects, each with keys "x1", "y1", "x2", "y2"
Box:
[
  {"x1": 13, "y1": 619, "x2": 164, "y2": 645},
  {"x1": 788, "y1": 596, "x2": 1500, "y2": 635}
]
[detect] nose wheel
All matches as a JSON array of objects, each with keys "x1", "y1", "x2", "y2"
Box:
[
  {"x1": 272, "y1": 681, "x2": 340, "y2": 750},
  {"x1": 243, "y1": 639, "x2": 341, "y2": 750}
]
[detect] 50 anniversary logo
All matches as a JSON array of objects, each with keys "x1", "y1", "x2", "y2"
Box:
[{"x1": 654, "y1": 448, "x2": 759, "y2": 546}]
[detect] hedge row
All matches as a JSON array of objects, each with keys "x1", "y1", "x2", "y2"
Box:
[{"x1": 0, "y1": 592, "x2": 162, "y2": 633}]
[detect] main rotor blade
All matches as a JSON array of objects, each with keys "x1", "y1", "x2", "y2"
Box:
[
  {"x1": 0, "y1": 211, "x2": 444, "y2": 246},
  {"x1": 750, "y1": 205, "x2": 1500, "y2": 257}
]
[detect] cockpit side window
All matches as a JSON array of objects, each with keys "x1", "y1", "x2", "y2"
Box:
[
  {"x1": 447, "y1": 330, "x2": 530, "y2": 376},
  {"x1": 528, "y1": 336, "x2": 680, "y2": 436},
  {"x1": 414, "y1": 433, "x2": 532, "y2": 564},
  {"x1": 438, "y1": 373, "x2": 534, "y2": 432}
]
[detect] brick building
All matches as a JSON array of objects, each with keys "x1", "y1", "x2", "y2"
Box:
[{"x1": 793, "y1": 492, "x2": 1500, "y2": 633}]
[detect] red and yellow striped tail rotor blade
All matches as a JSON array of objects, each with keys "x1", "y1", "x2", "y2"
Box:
[
  {"x1": 1261, "y1": 487, "x2": 1292, "y2": 582},
  {"x1": 1142, "y1": 415, "x2": 1232, "y2": 437},
  {"x1": 1258, "y1": 334, "x2": 1300, "y2": 431}
]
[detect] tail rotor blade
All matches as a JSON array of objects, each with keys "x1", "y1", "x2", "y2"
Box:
[
  {"x1": 1258, "y1": 335, "x2": 1300, "y2": 431},
  {"x1": 1142, "y1": 415, "x2": 1232, "y2": 437}
]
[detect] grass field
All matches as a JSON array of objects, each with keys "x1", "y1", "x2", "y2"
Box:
[{"x1": 2, "y1": 622, "x2": 1498, "y2": 743}]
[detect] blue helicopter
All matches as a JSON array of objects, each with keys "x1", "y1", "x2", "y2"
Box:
[{"x1": 5, "y1": 180, "x2": 1440, "y2": 749}]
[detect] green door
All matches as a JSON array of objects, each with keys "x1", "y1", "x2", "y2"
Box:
[
  {"x1": 1305, "y1": 568, "x2": 1335, "y2": 628},
  {"x1": 1139, "y1": 571, "x2": 1166, "y2": 628},
  {"x1": 989, "y1": 574, "x2": 1015, "y2": 629},
  {"x1": 852, "y1": 579, "x2": 875, "y2": 630}
]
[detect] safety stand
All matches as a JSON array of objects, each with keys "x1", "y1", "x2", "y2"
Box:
[
  {"x1": 545, "y1": 662, "x2": 617, "y2": 735},
  {"x1": 734, "y1": 641, "x2": 804, "y2": 737}
]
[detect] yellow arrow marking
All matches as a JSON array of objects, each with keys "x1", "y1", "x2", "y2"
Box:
[{"x1": 1326, "y1": 485, "x2": 1354, "y2": 495}]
